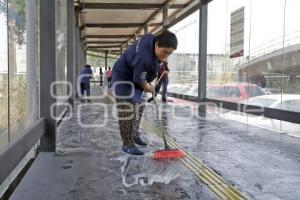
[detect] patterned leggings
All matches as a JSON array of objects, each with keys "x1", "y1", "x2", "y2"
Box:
[{"x1": 116, "y1": 99, "x2": 145, "y2": 146}]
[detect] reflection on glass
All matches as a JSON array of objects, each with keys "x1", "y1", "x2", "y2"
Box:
[
  {"x1": 8, "y1": 0, "x2": 27, "y2": 139},
  {"x1": 168, "y1": 11, "x2": 199, "y2": 103},
  {"x1": 0, "y1": 0, "x2": 9, "y2": 149},
  {"x1": 207, "y1": 0, "x2": 286, "y2": 102},
  {"x1": 208, "y1": 0, "x2": 300, "y2": 134},
  {"x1": 243, "y1": 0, "x2": 285, "y2": 110},
  {"x1": 208, "y1": 0, "x2": 253, "y2": 103},
  {"x1": 282, "y1": 0, "x2": 300, "y2": 112}
]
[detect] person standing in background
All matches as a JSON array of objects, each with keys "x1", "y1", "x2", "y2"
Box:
[
  {"x1": 79, "y1": 64, "x2": 93, "y2": 102},
  {"x1": 104, "y1": 67, "x2": 108, "y2": 86},
  {"x1": 147, "y1": 61, "x2": 170, "y2": 103},
  {"x1": 106, "y1": 67, "x2": 112, "y2": 88},
  {"x1": 154, "y1": 60, "x2": 170, "y2": 103}
]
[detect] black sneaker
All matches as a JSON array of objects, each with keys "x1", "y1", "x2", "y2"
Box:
[
  {"x1": 122, "y1": 145, "x2": 144, "y2": 155},
  {"x1": 133, "y1": 136, "x2": 147, "y2": 146}
]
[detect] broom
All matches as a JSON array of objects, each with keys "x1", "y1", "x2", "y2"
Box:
[{"x1": 151, "y1": 73, "x2": 185, "y2": 160}]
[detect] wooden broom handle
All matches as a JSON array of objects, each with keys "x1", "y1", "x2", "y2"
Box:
[{"x1": 155, "y1": 71, "x2": 166, "y2": 87}]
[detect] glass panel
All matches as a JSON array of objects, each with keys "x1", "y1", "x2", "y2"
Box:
[
  {"x1": 279, "y1": 0, "x2": 300, "y2": 135},
  {"x1": 168, "y1": 11, "x2": 199, "y2": 106},
  {"x1": 207, "y1": 0, "x2": 254, "y2": 103},
  {"x1": 282, "y1": 0, "x2": 300, "y2": 113},
  {"x1": 207, "y1": 0, "x2": 227, "y2": 101},
  {"x1": 8, "y1": 0, "x2": 28, "y2": 139},
  {"x1": 0, "y1": 0, "x2": 39, "y2": 195},
  {"x1": 245, "y1": 0, "x2": 285, "y2": 107},
  {"x1": 208, "y1": 0, "x2": 299, "y2": 135},
  {"x1": 0, "y1": 0, "x2": 8, "y2": 149}
]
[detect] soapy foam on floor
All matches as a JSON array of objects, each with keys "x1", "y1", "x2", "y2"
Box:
[{"x1": 114, "y1": 151, "x2": 186, "y2": 187}]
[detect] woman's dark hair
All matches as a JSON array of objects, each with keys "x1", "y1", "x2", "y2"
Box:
[
  {"x1": 155, "y1": 30, "x2": 178, "y2": 50},
  {"x1": 85, "y1": 64, "x2": 91, "y2": 68}
]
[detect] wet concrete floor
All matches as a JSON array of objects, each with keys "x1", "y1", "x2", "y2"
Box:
[{"x1": 10, "y1": 86, "x2": 300, "y2": 200}]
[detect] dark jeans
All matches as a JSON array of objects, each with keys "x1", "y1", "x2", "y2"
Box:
[
  {"x1": 80, "y1": 82, "x2": 90, "y2": 96},
  {"x1": 107, "y1": 77, "x2": 112, "y2": 88},
  {"x1": 155, "y1": 77, "x2": 169, "y2": 101},
  {"x1": 99, "y1": 75, "x2": 103, "y2": 86}
]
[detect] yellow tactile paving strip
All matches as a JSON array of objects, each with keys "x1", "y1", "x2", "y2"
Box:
[{"x1": 141, "y1": 119, "x2": 248, "y2": 200}]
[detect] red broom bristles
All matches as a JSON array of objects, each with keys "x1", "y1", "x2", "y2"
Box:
[{"x1": 152, "y1": 149, "x2": 186, "y2": 160}]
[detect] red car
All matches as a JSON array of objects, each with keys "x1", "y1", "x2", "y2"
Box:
[
  {"x1": 159, "y1": 82, "x2": 265, "y2": 106},
  {"x1": 207, "y1": 83, "x2": 265, "y2": 102}
]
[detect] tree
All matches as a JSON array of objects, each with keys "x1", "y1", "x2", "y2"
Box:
[{"x1": 0, "y1": 0, "x2": 26, "y2": 46}]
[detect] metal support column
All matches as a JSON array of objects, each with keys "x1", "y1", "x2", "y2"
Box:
[
  {"x1": 67, "y1": 0, "x2": 75, "y2": 108},
  {"x1": 40, "y1": 0, "x2": 56, "y2": 151},
  {"x1": 105, "y1": 51, "x2": 108, "y2": 69},
  {"x1": 74, "y1": 7, "x2": 80, "y2": 80},
  {"x1": 163, "y1": 4, "x2": 168, "y2": 30},
  {"x1": 79, "y1": 41, "x2": 85, "y2": 68},
  {"x1": 198, "y1": 1, "x2": 208, "y2": 116},
  {"x1": 74, "y1": 28, "x2": 80, "y2": 97},
  {"x1": 144, "y1": 25, "x2": 148, "y2": 34},
  {"x1": 83, "y1": 46, "x2": 87, "y2": 65}
]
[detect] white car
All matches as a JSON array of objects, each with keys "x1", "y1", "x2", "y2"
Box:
[
  {"x1": 221, "y1": 94, "x2": 300, "y2": 138},
  {"x1": 245, "y1": 94, "x2": 300, "y2": 112},
  {"x1": 167, "y1": 84, "x2": 195, "y2": 95}
]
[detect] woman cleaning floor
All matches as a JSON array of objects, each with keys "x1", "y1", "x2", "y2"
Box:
[{"x1": 112, "y1": 30, "x2": 178, "y2": 155}]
